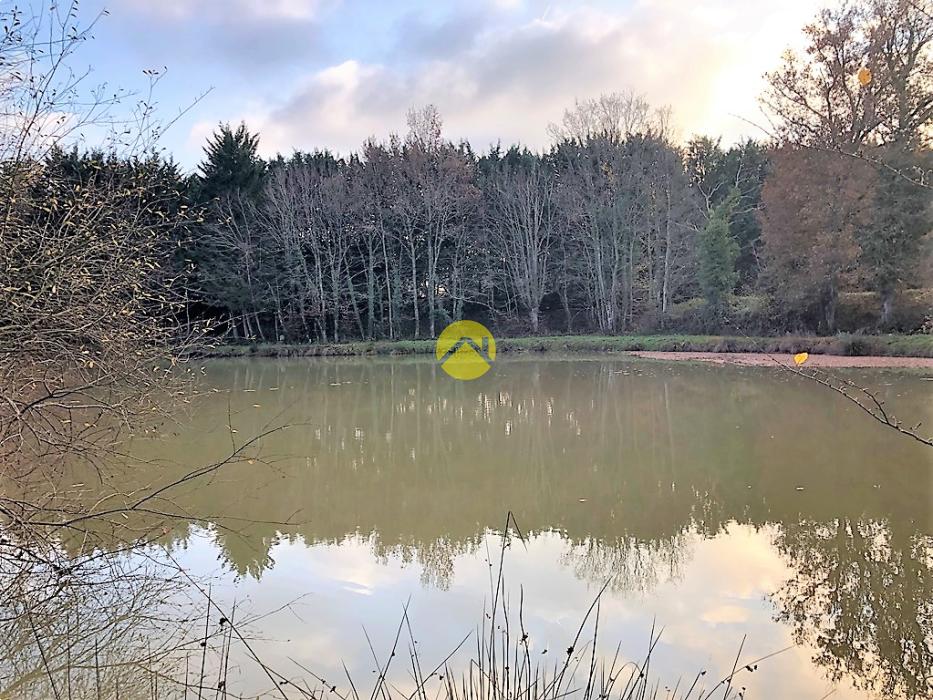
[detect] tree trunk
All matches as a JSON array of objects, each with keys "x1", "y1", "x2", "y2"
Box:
[
  {"x1": 661, "y1": 191, "x2": 672, "y2": 319},
  {"x1": 823, "y1": 281, "x2": 838, "y2": 334},
  {"x1": 428, "y1": 284, "x2": 436, "y2": 338},
  {"x1": 427, "y1": 235, "x2": 437, "y2": 338},
  {"x1": 366, "y1": 254, "x2": 376, "y2": 340},
  {"x1": 409, "y1": 239, "x2": 420, "y2": 339},
  {"x1": 880, "y1": 289, "x2": 895, "y2": 329},
  {"x1": 380, "y1": 233, "x2": 395, "y2": 340},
  {"x1": 346, "y1": 257, "x2": 365, "y2": 339},
  {"x1": 560, "y1": 275, "x2": 572, "y2": 333},
  {"x1": 330, "y1": 272, "x2": 341, "y2": 343}
]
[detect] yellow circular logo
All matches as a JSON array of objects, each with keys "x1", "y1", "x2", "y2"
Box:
[{"x1": 435, "y1": 320, "x2": 496, "y2": 380}]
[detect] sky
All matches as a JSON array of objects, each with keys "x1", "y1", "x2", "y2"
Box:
[{"x1": 60, "y1": 0, "x2": 824, "y2": 170}]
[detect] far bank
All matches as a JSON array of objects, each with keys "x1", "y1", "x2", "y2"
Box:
[{"x1": 202, "y1": 333, "x2": 933, "y2": 362}]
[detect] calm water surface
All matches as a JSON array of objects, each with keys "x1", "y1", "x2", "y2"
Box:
[{"x1": 66, "y1": 356, "x2": 933, "y2": 698}]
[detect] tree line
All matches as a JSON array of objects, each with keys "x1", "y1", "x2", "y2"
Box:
[
  {"x1": 174, "y1": 0, "x2": 931, "y2": 342},
  {"x1": 190, "y1": 104, "x2": 737, "y2": 342},
  {"x1": 9, "y1": 0, "x2": 933, "y2": 349}
]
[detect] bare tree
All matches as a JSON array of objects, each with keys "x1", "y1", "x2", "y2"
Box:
[
  {"x1": 0, "y1": 5, "x2": 207, "y2": 469},
  {"x1": 0, "y1": 5, "x2": 224, "y2": 696},
  {"x1": 762, "y1": 0, "x2": 933, "y2": 191},
  {"x1": 548, "y1": 91, "x2": 668, "y2": 145},
  {"x1": 396, "y1": 112, "x2": 478, "y2": 337},
  {"x1": 200, "y1": 192, "x2": 273, "y2": 340},
  {"x1": 486, "y1": 155, "x2": 555, "y2": 333},
  {"x1": 263, "y1": 159, "x2": 326, "y2": 341},
  {"x1": 760, "y1": 147, "x2": 878, "y2": 333},
  {"x1": 760, "y1": 0, "x2": 933, "y2": 329},
  {"x1": 406, "y1": 104, "x2": 444, "y2": 152},
  {"x1": 552, "y1": 126, "x2": 697, "y2": 333}
]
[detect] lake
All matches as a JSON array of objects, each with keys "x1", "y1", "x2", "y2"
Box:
[{"x1": 15, "y1": 355, "x2": 933, "y2": 699}]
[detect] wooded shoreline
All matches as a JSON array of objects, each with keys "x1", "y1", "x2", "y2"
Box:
[{"x1": 201, "y1": 333, "x2": 933, "y2": 360}]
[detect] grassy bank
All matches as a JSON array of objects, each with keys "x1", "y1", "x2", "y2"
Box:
[{"x1": 204, "y1": 333, "x2": 933, "y2": 359}]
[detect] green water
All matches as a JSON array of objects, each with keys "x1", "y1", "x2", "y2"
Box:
[{"x1": 31, "y1": 356, "x2": 933, "y2": 698}]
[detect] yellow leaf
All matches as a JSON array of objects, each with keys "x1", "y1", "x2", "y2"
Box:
[
  {"x1": 794, "y1": 352, "x2": 809, "y2": 366},
  {"x1": 857, "y1": 66, "x2": 872, "y2": 86}
]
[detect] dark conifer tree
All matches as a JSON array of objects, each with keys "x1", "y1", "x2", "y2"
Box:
[{"x1": 194, "y1": 122, "x2": 265, "y2": 203}]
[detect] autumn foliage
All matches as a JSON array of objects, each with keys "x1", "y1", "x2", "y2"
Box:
[{"x1": 760, "y1": 148, "x2": 879, "y2": 333}]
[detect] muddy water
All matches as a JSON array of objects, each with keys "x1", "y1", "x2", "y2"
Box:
[{"x1": 39, "y1": 356, "x2": 933, "y2": 698}]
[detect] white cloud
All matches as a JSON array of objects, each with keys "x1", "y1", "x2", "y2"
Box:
[
  {"x1": 187, "y1": 0, "x2": 821, "y2": 159},
  {"x1": 700, "y1": 604, "x2": 750, "y2": 624},
  {"x1": 123, "y1": 0, "x2": 330, "y2": 21}
]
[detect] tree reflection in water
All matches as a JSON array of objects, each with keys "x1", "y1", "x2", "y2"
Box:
[
  {"x1": 773, "y1": 518, "x2": 933, "y2": 699},
  {"x1": 0, "y1": 540, "x2": 195, "y2": 699},
  {"x1": 560, "y1": 533, "x2": 692, "y2": 595},
  {"x1": 2, "y1": 356, "x2": 930, "y2": 697}
]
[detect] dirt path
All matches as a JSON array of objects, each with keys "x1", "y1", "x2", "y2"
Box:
[{"x1": 628, "y1": 351, "x2": 933, "y2": 369}]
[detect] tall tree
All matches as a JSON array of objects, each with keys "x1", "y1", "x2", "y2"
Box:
[
  {"x1": 485, "y1": 148, "x2": 555, "y2": 333},
  {"x1": 554, "y1": 120, "x2": 697, "y2": 333},
  {"x1": 548, "y1": 91, "x2": 667, "y2": 145},
  {"x1": 395, "y1": 109, "x2": 478, "y2": 338},
  {"x1": 191, "y1": 123, "x2": 269, "y2": 336},
  {"x1": 762, "y1": 0, "x2": 933, "y2": 149},
  {"x1": 195, "y1": 122, "x2": 265, "y2": 202},
  {"x1": 859, "y1": 147, "x2": 932, "y2": 327},
  {"x1": 686, "y1": 138, "x2": 768, "y2": 288},
  {"x1": 760, "y1": 147, "x2": 878, "y2": 333},
  {"x1": 697, "y1": 190, "x2": 740, "y2": 314},
  {"x1": 762, "y1": 0, "x2": 933, "y2": 322}
]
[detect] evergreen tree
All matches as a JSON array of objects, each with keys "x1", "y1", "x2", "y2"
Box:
[
  {"x1": 188, "y1": 123, "x2": 267, "y2": 336},
  {"x1": 858, "y1": 148, "x2": 932, "y2": 328},
  {"x1": 697, "y1": 189, "x2": 740, "y2": 313},
  {"x1": 686, "y1": 138, "x2": 768, "y2": 288},
  {"x1": 194, "y1": 122, "x2": 265, "y2": 202}
]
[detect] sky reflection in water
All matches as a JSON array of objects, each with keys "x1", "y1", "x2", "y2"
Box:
[{"x1": 65, "y1": 356, "x2": 933, "y2": 699}]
